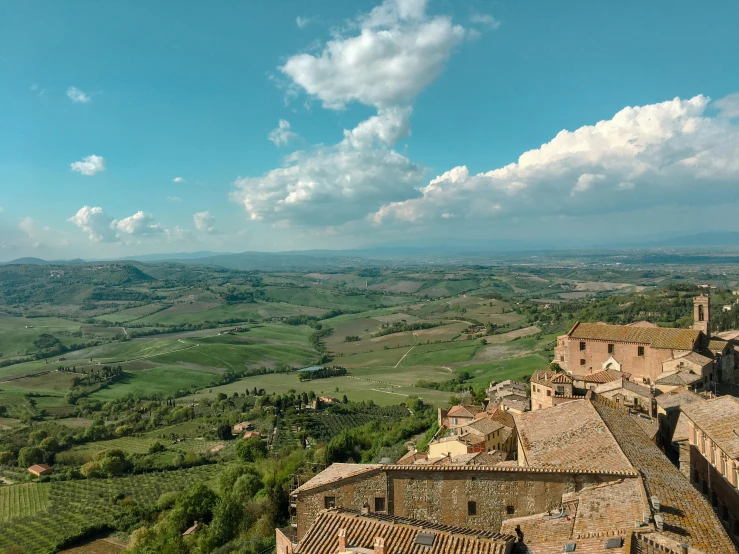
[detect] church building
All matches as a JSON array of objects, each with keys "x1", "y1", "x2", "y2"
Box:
[{"x1": 554, "y1": 295, "x2": 736, "y2": 386}]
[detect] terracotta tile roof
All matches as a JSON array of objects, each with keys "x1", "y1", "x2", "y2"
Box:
[
  {"x1": 514, "y1": 401, "x2": 633, "y2": 472},
  {"x1": 629, "y1": 414, "x2": 659, "y2": 441},
  {"x1": 447, "y1": 404, "x2": 483, "y2": 418},
  {"x1": 464, "y1": 417, "x2": 504, "y2": 436},
  {"x1": 500, "y1": 479, "x2": 643, "y2": 553},
  {"x1": 680, "y1": 396, "x2": 739, "y2": 459},
  {"x1": 577, "y1": 369, "x2": 625, "y2": 384},
  {"x1": 433, "y1": 433, "x2": 486, "y2": 446},
  {"x1": 595, "y1": 379, "x2": 651, "y2": 398},
  {"x1": 665, "y1": 351, "x2": 713, "y2": 367},
  {"x1": 593, "y1": 398, "x2": 736, "y2": 552},
  {"x1": 509, "y1": 537, "x2": 628, "y2": 553},
  {"x1": 655, "y1": 370, "x2": 703, "y2": 386},
  {"x1": 293, "y1": 464, "x2": 381, "y2": 494},
  {"x1": 654, "y1": 389, "x2": 705, "y2": 410},
  {"x1": 295, "y1": 509, "x2": 514, "y2": 554},
  {"x1": 707, "y1": 338, "x2": 730, "y2": 355},
  {"x1": 487, "y1": 407, "x2": 515, "y2": 429},
  {"x1": 567, "y1": 321, "x2": 701, "y2": 350},
  {"x1": 27, "y1": 464, "x2": 52, "y2": 475},
  {"x1": 487, "y1": 379, "x2": 527, "y2": 394},
  {"x1": 465, "y1": 451, "x2": 507, "y2": 465},
  {"x1": 499, "y1": 396, "x2": 530, "y2": 412},
  {"x1": 531, "y1": 369, "x2": 573, "y2": 386},
  {"x1": 396, "y1": 450, "x2": 427, "y2": 465},
  {"x1": 716, "y1": 329, "x2": 739, "y2": 342}
]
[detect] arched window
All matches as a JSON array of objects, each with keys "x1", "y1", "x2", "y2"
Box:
[{"x1": 698, "y1": 304, "x2": 705, "y2": 322}]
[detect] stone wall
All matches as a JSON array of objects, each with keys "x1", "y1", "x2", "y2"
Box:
[
  {"x1": 296, "y1": 471, "x2": 388, "y2": 539},
  {"x1": 689, "y1": 445, "x2": 739, "y2": 545},
  {"x1": 295, "y1": 468, "x2": 627, "y2": 540},
  {"x1": 275, "y1": 528, "x2": 294, "y2": 554}
]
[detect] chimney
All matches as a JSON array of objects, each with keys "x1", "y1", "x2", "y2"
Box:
[
  {"x1": 338, "y1": 529, "x2": 347, "y2": 552},
  {"x1": 679, "y1": 544, "x2": 688, "y2": 554},
  {"x1": 374, "y1": 536, "x2": 385, "y2": 554}
]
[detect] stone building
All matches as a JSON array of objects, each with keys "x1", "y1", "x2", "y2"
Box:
[
  {"x1": 553, "y1": 296, "x2": 737, "y2": 386},
  {"x1": 571, "y1": 368, "x2": 625, "y2": 392},
  {"x1": 286, "y1": 396, "x2": 736, "y2": 553},
  {"x1": 277, "y1": 509, "x2": 514, "y2": 554},
  {"x1": 486, "y1": 380, "x2": 531, "y2": 414},
  {"x1": 529, "y1": 370, "x2": 579, "y2": 411},
  {"x1": 437, "y1": 404, "x2": 482, "y2": 428},
  {"x1": 679, "y1": 396, "x2": 739, "y2": 544},
  {"x1": 594, "y1": 378, "x2": 652, "y2": 414},
  {"x1": 654, "y1": 389, "x2": 705, "y2": 450},
  {"x1": 428, "y1": 407, "x2": 516, "y2": 459}
]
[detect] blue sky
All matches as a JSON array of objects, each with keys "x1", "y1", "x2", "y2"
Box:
[{"x1": 2, "y1": 0, "x2": 739, "y2": 260}]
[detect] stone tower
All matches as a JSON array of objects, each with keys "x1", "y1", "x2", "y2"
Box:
[{"x1": 693, "y1": 294, "x2": 710, "y2": 336}]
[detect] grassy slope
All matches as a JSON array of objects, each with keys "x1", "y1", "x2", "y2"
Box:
[
  {"x1": 0, "y1": 316, "x2": 82, "y2": 360},
  {"x1": 89, "y1": 366, "x2": 220, "y2": 400}
]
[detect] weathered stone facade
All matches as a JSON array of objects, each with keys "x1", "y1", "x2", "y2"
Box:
[
  {"x1": 294, "y1": 466, "x2": 628, "y2": 541},
  {"x1": 295, "y1": 470, "x2": 388, "y2": 539},
  {"x1": 689, "y1": 445, "x2": 739, "y2": 545}
]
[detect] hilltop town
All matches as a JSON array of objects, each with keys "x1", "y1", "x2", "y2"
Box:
[{"x1": 279, "y1": 295, "x2": 739, "y2": 554}]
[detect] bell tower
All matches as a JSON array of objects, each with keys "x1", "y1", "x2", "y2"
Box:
[{"x1": 693, "y1": 294, "x2": 710, "y2": 337}]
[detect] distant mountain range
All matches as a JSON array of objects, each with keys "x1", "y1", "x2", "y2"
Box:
[{"x1": 3, "y1": 231, "x2": 739, "y2": 269}]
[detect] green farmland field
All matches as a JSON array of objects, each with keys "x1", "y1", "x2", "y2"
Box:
[
  {"x1": 0, "y1": 482, "x2": 50, "y2": 522},
  {"x1": 89, "y1": 366, "x2": 220, "y2": 400}
]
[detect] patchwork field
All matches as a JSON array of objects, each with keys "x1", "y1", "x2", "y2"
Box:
[{"x1": 0, "y1": 316, "x2": 82, "y2": 361}]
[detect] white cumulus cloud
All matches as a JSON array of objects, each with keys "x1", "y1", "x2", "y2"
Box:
[
  {"x1": 112, "y1": 211, "x2": 164, "y2": 237},
  {"x1": 280, "y1": 0, "x2": 466, "y2": 110},
  {"x1": 69, "y1": 207, "x2": 167, "y2": 241},
  {"x1": 67, "y1": 206, "x2": 116, "y2": 242},
  {"x1": 268, "y1": 120, "x2": 300, "y2": 146},
  {"x1": 66, "y1": 86, "x2": 91, "y2": 103},
  {"x1": 232, "y1": 0, "x2": 472, "y2": 226},
  {"x1": 372, "y1": 95, "x2": 739, "y2": 224},
  {"x1": 715, "y1": 93, "x2": 739, "y2": 119},
  {"x1": 193, "y1": 211, "x2": 216, "y2": 233},
  {"x1": 173, "y1": 176, "x2": 185, "y2": 183},
  {"x1": 70, "y1": 155, "x2": 106, "y2": 176}
]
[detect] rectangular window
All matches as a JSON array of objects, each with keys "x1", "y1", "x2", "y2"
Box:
[
  {"x1": 547, "y1": 390, "x2": 551, "y2": 397},
  {"x1": 608, "y1": 344, "x2": 614, "y2": 354},
  {"x1": 580, "y1": 359, "x2": 586, "y2": 366},
  {"x1": 506, "y1": 505, "x2": 515, "y2": 515},
  {"x1": 468, "y1": 501, "x2": 477, "y2": 516},
  {"x1": 556, "y1": 386, "x2": 564, "y2": 394},
  {"x1": 560, "y1": 356, "x2": 564, "y2": 362},
  {"x1": 375, "y1": 497, "x2": 386, "y2": 512},
  {"x1": 638, "y1": 346, "x2": 645, "y2": 356},
  {"x1": 579, "y1": 342, "x2": 586, "y2": 351},
  {"x1": 324, "y1": 496, "x2": 336, "y2": 509}
]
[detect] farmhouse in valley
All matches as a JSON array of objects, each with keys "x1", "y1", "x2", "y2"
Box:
[{"x1": 27, "y1": 464, "x2": 53, "y2": 476}]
